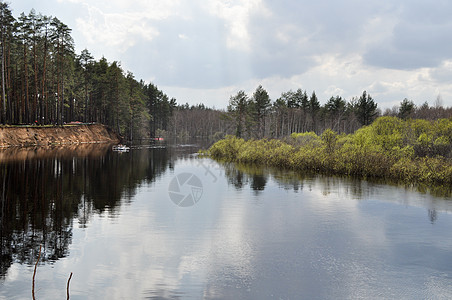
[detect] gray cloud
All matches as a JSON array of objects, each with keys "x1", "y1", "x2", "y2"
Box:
[
  {"x1": 131, "y1": 0, "x2": 380, "y2": 87},
  {"x1": 125, "y1": 14, "x2": 257, "y2": 88},
  {"x1": 96, "y1": 0, "x2": 452, "y2": 92},
  {"x1": 364, "y1": 1, "x2": 452, "y2": 70}
]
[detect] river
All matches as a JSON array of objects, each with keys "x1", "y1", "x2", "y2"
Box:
[{"x1": 0, "y1": 143, "x2": 452, "y2": 299}]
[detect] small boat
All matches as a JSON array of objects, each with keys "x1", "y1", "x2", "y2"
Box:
[{"x1": 112, "y1": 144, "x2": 130, "y2": 152}]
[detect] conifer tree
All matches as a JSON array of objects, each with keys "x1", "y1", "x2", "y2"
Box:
[{"x1": 355, "y1": 91, "x2": 378, "y2": 126}]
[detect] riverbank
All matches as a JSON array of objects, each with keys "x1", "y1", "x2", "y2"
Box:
[
  {"x1": 0, "y1": 124, "x2": 120, "y2": 148},
  {"x1": 207, "y1": 116, "x2": 452, "y2": 185}
]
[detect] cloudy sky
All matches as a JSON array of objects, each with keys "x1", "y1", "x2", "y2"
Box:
[{"x1": 9, "y1": 0, "x2": 452, "y2": 109}]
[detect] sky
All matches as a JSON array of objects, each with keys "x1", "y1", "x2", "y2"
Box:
[{"x1": 9, "y1": 0, "x2": 452, "y2": 109}]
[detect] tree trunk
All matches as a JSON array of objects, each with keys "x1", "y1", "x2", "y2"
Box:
[
  {"x1": 33, "y1": 34, "x2": 38, "y2": 124},
  {"x1": 23, "y1": 41, "x2": 29, "y2": 124},
  {"x1": 1, "y1": 41, "x2": 5, "y2": 124}
]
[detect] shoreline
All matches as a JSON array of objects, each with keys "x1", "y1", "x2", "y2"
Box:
[
  {"x1": 0, "y1": 124, "x2": 120, "y2": 148},
  {"x1": 206, "y1": 117, "x2": 452, "y2": 186}
]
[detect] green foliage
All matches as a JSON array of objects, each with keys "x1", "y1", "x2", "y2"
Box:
[
  {"x1": 209, "y1": 135, "x2": 245, "y2": 161},
  {"x1": 291, "y1": 131, "x2": 321, "y2": 147},
  {"x1": 321, "y1": 129, "x2": 337, "y2": 153},
  {"x1": 398, "y1": 98, "x2": 415, "y2": 119},
  {"x1": 309, "y1": 91, "x2": 320, "y2": 113},
  {"x1": 208, "y1": 116, "x2": 452, "y2": 185},
  {"x1": 228, "y1": 90, "x2": 250, "y2": 138},
  {"x1": 355, "y1": 91, "x2": 378, "y2": 126},
  {"x1": 251, "y1": 85, "x2": 271, "y2": 138}
]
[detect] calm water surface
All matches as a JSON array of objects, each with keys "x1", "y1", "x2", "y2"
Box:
[{"x1": 1, "y1": 143, "x2": 452, "y2": 299}]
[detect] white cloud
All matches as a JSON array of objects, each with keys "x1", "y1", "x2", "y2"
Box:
[
  {"x1": 205, "y1": 0, "x2": 269, "y2": 52},
  {"x1": 294, "y1": 55, "x2": 446, "y2": 107},
  {"x1": 429, "y1": 60, "x2": 452, "y2": 83},
  {"x1": 162, "y1": 51, "x2": 452, "y2": 110},
  {"x1": 75, "y1": 4, "x2": 161, "y2": 53},
  {"x1": 66, "y1": 0, "x2": 180, "y2": 18},
  {"x1": 178, "y1": 34, "x2": 189, "y2": 40}
]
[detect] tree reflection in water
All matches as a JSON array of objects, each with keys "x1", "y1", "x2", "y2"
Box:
[
  {"x1": 220, "y1": 161, "x2": 452, "y2": 228},
  {"x1": 221, "y1": 160, "x2": 452, "y2": 198},
  {"x1": 0, "y1": 144, "x2": 172, "y2": 278}
]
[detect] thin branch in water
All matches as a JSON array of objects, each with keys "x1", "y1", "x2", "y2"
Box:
[
  {"x1": 67, "y1": 272, "x2": 73, "y2": 300},
  {"x1": 32, "y1": 244, "x2": 42, "y2": 300}
]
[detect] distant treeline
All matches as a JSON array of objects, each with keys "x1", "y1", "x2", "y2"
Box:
[
  {"x1": 0, "y1": 3, "x2": 176, "y2": 139},
  {"x1": 169, "y1": 86, "x2": 452, "y2": 140}
]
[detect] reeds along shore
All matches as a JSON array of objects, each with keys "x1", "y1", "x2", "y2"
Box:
[{"x1": 207, "y1": 116, "x2": 452, "y2": 185}]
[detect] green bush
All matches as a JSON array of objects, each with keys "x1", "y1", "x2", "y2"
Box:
[
  {"x1": 207, "y1": 117, "x2": 452, "y2": 185},
  {"x1": 209, "y1": 135, "x2": 245, "y2": 160},
  {"x1": 291, "y1": 131, "x2": 321, "y2": 147}
]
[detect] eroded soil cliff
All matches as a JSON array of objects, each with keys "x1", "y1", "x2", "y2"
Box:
[{"x1": 0, "y1": 124, "x2": 119, "y2": 148}]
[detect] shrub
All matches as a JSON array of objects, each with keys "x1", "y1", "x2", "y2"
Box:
[
  {"x1": 321, "y1": 129, "x2": 337, "y2": 153},
  {"x1": 208, "y1": 117, "x2": 452, "y2": 185},
  {"x1": 291, "y1": 131, "x2": 321, "y2": 147},
  {"x1": 209, "y1": 135, "x2": 245, "y2": 160}
]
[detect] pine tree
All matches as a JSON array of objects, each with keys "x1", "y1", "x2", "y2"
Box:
[
  {"x1": 309, "y1": 91, "x2": 320, "y2": 132},
  {"x1": 325, "y1": 96, "x2": 346, "y2": 130},
  {"x1": 252, "y1": 85, "x2": 271, "y2": 138},
  {"x1": 355, "y1": 91, "x2": 378, "y2": 126},
  {"x1": 398, "y1": 98, "x2": 415, "y2": 120},
  {"x1": 0, "y1": 2, "x2": 13, "y2": 124},
  {"x1": 228, "y1": 90, "x2": 249, "y2": 138}
]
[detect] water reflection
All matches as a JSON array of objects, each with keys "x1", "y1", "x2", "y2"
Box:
[
  {"x1": 0, "y1": 145, "x2": 173, "y2": 279},
  {"x1": 0, "y1": 143, "x2": 112, "y2": 162},
  {"x1": 428, "y1": 209, "x2": 438, "y2": 224},
  {"x1": 223, "y1": 163, "x2": 268, "y2": 192},
  {"x1": 222, "y1": 160, "x2": 452, "y2": 200},
  {"x1": 1, "y1": 146, "x2": 452, "y2": 299},
  {"x1": 220, "y1": 161, "x2": 452, "y2": 225}
]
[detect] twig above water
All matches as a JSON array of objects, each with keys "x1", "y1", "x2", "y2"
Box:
[
  {"x1": 32, "y1": 244, "x2": 42, "y2": 300},
  {"x1": 67, "y1": 272, "x2": 73, "y2": 300}
]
